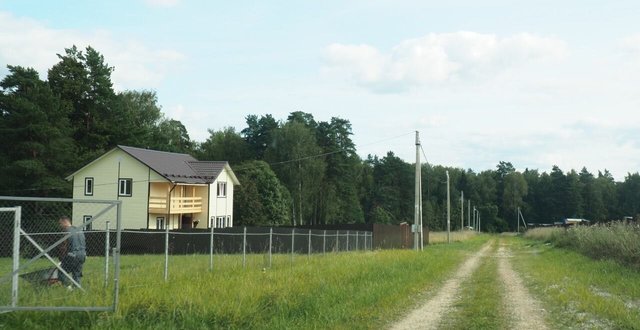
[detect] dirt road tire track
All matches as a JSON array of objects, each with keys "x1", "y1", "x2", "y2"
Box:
[
  {"x1": 390, "y1": 241, "x2": 494, "y2": 330},
  {"x1": 497, "y1": 245, "x2": 549, "y2": 330}
]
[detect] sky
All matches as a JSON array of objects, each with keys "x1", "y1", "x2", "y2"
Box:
[{"x1": 1, "y1": 0, "x2": 639, "y2": 180}]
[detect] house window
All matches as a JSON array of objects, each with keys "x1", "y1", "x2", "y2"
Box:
[
  {"x1": 226, "y1": 215, "x2": 232, "y2": 228},
  {"x1": 217, "y1": 216, "x2": 225, "y2": 228},
  {"x1": 156, "y1": 217, "x2": 165, "y2": 230},
  {"x1": 217, "y1": 182, "x2": 227, "y2": 197},
  {"x1": 118, "y1": 178, "x2": 132, "y2": 197},
  {"x1": 83, "y1": 215, "x2": 92, "y2": 231},
  {"x1": 84, "y1": 177, "x2": 94, "y2": 196},
  {"x1": 209, "y1": 216, "x2": 215, "y2": 228}
]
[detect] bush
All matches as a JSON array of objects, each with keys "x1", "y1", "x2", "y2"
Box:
[{"x1": 524, "y1": 222, "x2": 640, "y2": 269}]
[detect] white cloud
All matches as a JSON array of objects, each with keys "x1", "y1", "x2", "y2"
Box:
[
  {"x1": 324, "y1": 31, "x2": 568, "y2": 92},
  {"x1": 0, "y1": 11, "x2": 184, "y2": 90}
]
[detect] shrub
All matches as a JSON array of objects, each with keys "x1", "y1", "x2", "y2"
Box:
[{"x1": 524, "y1": 222, "x2": 640, "y2": 269}]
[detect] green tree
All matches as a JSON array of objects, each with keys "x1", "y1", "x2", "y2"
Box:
[
  {"x1": 0, "y1": 65, "x2": 74, "y2": 196},
  {"x1": 242, "y1": 114, "x2": 278, "y2": 159},
  {"x1": 149, "y1": 118, "x2": 195, "y2": 153},
  {"x1": 619, "y1": 172, "x2": 640, "y2": 219},
  {"x1": 502, "y1": 171, "x2": 528, "y2": 230},
  {"x1": 113, "y1": 90, "x2": 163, "y2": 147},
  {"x1": 369, "y1": 152, "x2": 414, "y2": 224},
  {"x1": 233, "y1": 161, "x2": 291, "y2": 226},
  {"x1": 48, "y1": 46, "x2": 117, "y2": 161},
  {"x1": 315, "y1": 117, "x2": 364, "y2": 224},
  {"x1": 197, "y1": 127, "x2": 252, "y2": 164},
  {"x1": 265, "y1": 121, "x2": 325, "y2": 225},
  {"x1": 579, "y1": 167, "x2": 606, "y2": 221}
]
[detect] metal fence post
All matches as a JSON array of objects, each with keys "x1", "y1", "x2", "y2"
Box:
[
  {"x1": 346, "y1": 230, "x2": 350, "y2": 252},
  {"x1": 269, "y1": 227, "x2": 273, "y2": 268},
  {"x1": 11, "y1": 206, "x2": 21, "y2": 307},
  {"x1": 290, "y1": 228, "x2": 295, "y2": 264},
  {"x1": 164, "y1": 219, "x2": 169, "y2": 282},
  {"x1": 323, "y1": 230, "x2": 326, "y2": 255},
  {"x1": 364, "y1": 231, "x2": 367, "y2": 251},
  {"x1": 308, "y1": 229, "x2": 311, "y2": 259},
  {"x1": 356, "y1": 231, "x2": 359, "y2": 251},
  {"x1": 209, "y1": 226, "x2": 214, "y2": 271},
  {"x1": 336, "y1": 230, "x2": 339, "y2": 252},
  {"x1": 104, "y1": 221, "x2": 110, "y2": 288},
  {"x1": 243, "y1": 227, "x2": 247, "y2": 269}
]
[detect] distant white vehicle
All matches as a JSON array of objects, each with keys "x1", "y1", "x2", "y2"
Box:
[{"x1": 562, "y1": 218, "x2": 590, "y2": 226}]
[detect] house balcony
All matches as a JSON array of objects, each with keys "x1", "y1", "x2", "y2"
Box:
[{"x1": 149, "y1": 196, "x2": 203, "y2": 214}]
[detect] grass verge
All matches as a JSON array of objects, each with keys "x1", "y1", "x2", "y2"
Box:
[
  {"x1": 508, "y1": 236, "x2": 640, "y2": 329},
  {"x1": 0, "y1": 236, "x2": 490, "y2": 329}
]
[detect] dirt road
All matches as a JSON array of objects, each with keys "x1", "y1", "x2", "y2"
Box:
[
  {"x1": 390, "y1": 239, "x2": 548, "y2": 330},
  {"x1": 390, "y1": 241, "x2": 494, "y2": 330}
]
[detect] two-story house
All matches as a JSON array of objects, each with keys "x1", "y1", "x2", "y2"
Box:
[{"x1": 66, "y1": 145, "x2": 240, "y2": 230}]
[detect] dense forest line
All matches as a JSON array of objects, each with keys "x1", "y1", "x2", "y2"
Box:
[{"x1": 1, "y1": 46, "x2": 639, "y2": 231}]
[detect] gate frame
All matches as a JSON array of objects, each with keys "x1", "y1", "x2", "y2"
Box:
[{"x1": 0, "y1": 196, "x2": 122, "y2": 312}]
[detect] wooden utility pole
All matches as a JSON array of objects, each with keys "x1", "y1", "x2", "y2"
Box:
[
  {"x1": 414, "y1": 131, "x2": 421, "y2": 250},
  {"x1": 446, "y1": 170, "x2": 450, "y2": 243}
]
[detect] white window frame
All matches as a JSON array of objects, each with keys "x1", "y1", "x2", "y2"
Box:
[
  {"x1": 84, "y1": 177, "x2": 94, "y2": 196},
  {"x1": 216, "y1": 216, "x2": 225, "y2": 228},
  {"x1": 226, "y1": 215, "x2": 232, "y2": 227},
  {"x1": 83, "y1": 215, "x2": 92, "y2": 231},
  {"x1": 156, "y1": 217, "x2": 165, "y2": 230},
  {"x1": 118, "y1": 178, "x2": 132, "y2": 197},
  {"x1": 217, "y1": 182, "x2": 227, "y2": 197}
]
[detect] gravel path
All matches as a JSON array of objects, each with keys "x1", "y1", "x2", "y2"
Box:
[
  {"x1": 390, "y1": 241, "x2": 494, "y2": 330},
  {"x1": 497, "y1": 245, "x2": 549, "y2": 330}
]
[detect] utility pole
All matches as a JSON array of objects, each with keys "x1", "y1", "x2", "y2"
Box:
[
  {"x1": 517, "y1": 206, "x2": 520, "y2": 233},
  {"x1": 414, "y1": 131, "x2": 421, "y2": 250},
  {"x1": 460, "y1": 191, "x2": 464, "y2": 231},
  {"x1": 446, "y1": 170, "x2": 451, "y2": 243},
  {"x1": 467, "y1": 200, "x2": 471, "y2": 228}
]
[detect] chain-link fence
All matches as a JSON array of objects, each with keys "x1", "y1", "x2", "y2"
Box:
[
  {"x1": 0, "y1": 196, "x2": 373, "y2": 312},
  {"x1": 0, "y1": 197, "x2": 121, "y2": 312},
  {"x1": 116, "y1": 227, "x2": 372, "y2": 285}
]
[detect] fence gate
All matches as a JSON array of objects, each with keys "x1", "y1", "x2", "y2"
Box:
[{"x1": 0, "y1": 197, "x2": 121, "y2": 312}]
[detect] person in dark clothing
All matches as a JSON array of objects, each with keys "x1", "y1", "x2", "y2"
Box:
[{"x1": 58, "y1": 216, "x2": 86, "y2": 288}]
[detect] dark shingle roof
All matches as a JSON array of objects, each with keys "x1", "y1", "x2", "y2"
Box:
[{"x1": 119, "y1": 146, "x2": 227, "y2": 184}]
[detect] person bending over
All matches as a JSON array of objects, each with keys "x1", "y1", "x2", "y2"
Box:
[{"x1": 58, "y1": 216, "x2": 86, "y2": 289}]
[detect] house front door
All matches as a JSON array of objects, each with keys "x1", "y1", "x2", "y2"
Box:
[{"x1": 181, "y1": 215, "x2": 192, "y2": 229}]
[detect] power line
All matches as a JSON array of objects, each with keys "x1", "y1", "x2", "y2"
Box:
[
  {"x1": 233, "y1": 131, "x2": 415, "y2": 172},
  {"x1": 3, "y1": 131, "x2": 416, "y2": 192}
]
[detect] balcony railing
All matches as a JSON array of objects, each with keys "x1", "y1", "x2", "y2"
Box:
[{"x1": 149, "y1": 196, "x2": 203, "y2": 214}]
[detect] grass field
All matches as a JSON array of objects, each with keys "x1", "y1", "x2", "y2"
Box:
[
  {"x1": 429, "y1": 230, "x2": 477, "y2": 244},
  {"x1": 0, "y1": 236, "x2": 490, "y2": 329},
  {"x1": 509, "y1": 236, "x2": 640, "y2": 329},
  {"x1": 524, "y1": 222, "x2": 640, "y2": 269}
]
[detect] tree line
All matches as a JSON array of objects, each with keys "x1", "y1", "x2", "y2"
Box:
[{"x1": 1, "y1": 46, "x2": 639, "y2": 231}]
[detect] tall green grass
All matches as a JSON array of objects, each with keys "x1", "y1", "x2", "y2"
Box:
[
  {"x1": 524, "y1": 222, "x2": 640, "y2": 269},
  {"x1": 0, "y1": 236, "x2": 490, "y2": 329},
  {"x1": 508, "y1": 236, "x2": 640, "y2": 329},
  {"x1": 429, "y1": 231, "x2": 477, "y2": 244}
]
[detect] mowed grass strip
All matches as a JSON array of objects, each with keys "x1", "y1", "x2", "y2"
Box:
[
  {"x1": 508, "y1": 236, "x2": 640, "y2": 330},
  {"x1": 0, "y1": 236, "x2": 490, "y2": 329},
  {"x1": 440, "y1": 241, "x2": 506, "y2": 330}
]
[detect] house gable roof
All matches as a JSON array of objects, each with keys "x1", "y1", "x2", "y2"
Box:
[{"x1": 67, "y1": 145, "x2": 240, "y2": 185}]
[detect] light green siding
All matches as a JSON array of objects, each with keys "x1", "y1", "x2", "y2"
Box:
[{"x1": 71, "y1": 149, "x2": 166, "y2": 230}]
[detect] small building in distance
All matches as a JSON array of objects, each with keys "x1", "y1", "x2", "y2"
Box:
[{"x1": 66, "y1": 145, "x2": 240, "y2": 230}]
